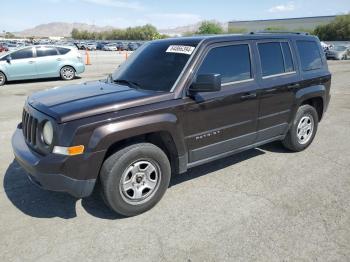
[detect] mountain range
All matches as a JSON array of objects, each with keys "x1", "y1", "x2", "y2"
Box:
[{"x1": 13, "y1": 21, "x2": 228, "y2": 37}]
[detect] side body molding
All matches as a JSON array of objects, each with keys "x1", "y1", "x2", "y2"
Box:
[{"x1": 88, "y1": 113, "x2": 187, "y2": 156}]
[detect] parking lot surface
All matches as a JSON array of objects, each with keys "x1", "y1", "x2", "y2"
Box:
[{"x1": 1, "y1": 52, "x2": 350, "y2": 261}]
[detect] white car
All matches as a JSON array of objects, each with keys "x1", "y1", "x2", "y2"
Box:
[{"x1": 102, "y1": 44, "x2": 117, "y2": 51}]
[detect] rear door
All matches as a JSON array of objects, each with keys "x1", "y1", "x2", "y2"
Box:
[
  {"x1": 255, "y1": 40, "x2": 299, "y2": 141},
  {"x1": 34, "y1": 46, "x2": 60, "y2": 77},
  {"x1": 182, "y1": 41, "x2": 260, "y2": 165},
  {"x1": 5, "y1": 47, "x2": 36, "y2": 80}
]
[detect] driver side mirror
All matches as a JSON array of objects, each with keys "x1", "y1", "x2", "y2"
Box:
[
  {"x1": 189, "y1": 74, "x2": 221, "y2": 95},
  {"x1": 6, "y1": 56, "x2": 11, "y2": 64}
]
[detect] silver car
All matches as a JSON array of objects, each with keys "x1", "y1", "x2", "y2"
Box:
[
  {"x1": 326, "y1": 45, "x2": 350, "y2": 60},
  {"x1": 0, "y1": 45, "x2": 85, "y2": 86}
]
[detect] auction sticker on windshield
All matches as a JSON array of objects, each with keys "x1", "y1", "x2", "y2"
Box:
[{"x1": 166, "y1": 45, "x2": 195, "y2": 55}]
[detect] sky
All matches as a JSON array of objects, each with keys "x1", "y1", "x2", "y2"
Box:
[{"x1": 1, "y1": 0, "x2": 349, "y2": 32}]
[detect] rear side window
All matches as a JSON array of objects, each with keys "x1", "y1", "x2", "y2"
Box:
[
  {"x1": 258, "y1": 42, "x2": 295, "y2": 77},
  {"x1": 10, "y1": 48, "x2": 33, "y2": 60},
  {"x1": 296, "y1": 41, "x2": 322, "y2": 71},
  {"x1": 198, "y1": 44, "x2": 251, "y2": 84},
  {"x1": 36, "y1": 47, "x2": 58, "y2": 57},
  {"x1": 57, "y1": 47, "x2": 71, "y2": 55}
]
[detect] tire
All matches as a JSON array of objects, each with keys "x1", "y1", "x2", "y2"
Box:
[
  {"x1": 100, "y1": 143, "x2": 171, "y2": 216},
  {"x1": 282, "y1": 105, "x2": 318, "y2": 152},
  {"x1": 60, "y1": 66, "x2": 76, "y2": 81},
  {"x1": 0, "y1": 72, "x2": 6, "y2": 86}
]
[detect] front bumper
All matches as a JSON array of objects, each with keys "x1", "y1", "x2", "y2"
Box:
[{"x1": 12, "y1": 128, "x2": 99, "y2": 198}]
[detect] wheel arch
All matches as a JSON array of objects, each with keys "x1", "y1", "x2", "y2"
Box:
[
  {"x1": 88, "y1": 113, "x2": 188, "y2": 174},
  {"x1": 295, "y1": 85, "x2": 326, "y2": 121}
]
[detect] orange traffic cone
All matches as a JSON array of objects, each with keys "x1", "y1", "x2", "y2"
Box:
[{"x1": 85, "y1": 49, "x2": 91, "y2": 65}]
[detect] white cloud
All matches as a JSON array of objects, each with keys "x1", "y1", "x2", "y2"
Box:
[
  {"x1": 268, "y1": 2, "x2": 296, "y2": 13},
  {"x1": 81, "y1": 0, "x2": 143, "y2": 10}
]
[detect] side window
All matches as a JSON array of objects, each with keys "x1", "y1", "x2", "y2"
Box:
[
  {"x1": 57, "y1": 47, "x2": 70, "y2": 55},
  {"x1": 36, "y1": 47, "x2": 58, "y2": 57},
  {"x1": 197, "y1": 44, "x2": 251, "y2": 84},
  {"x1": 258, "y1": 42, "x2": 285, "y2": 77},
  {"x1": 296, "y1": 41, "x2": 322, "y2": 71},
  {"x1": 10, "y1": 48, "x2": 33, "y2": 60}
]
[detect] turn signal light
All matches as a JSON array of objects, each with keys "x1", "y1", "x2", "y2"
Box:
[{"x1": 53, "y1": 145, "x2": 85, "y2": 156}]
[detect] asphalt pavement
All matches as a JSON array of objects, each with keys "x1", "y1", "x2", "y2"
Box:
[{"x1": 0, "y1": 52, "x2": 349, "y2": 261}]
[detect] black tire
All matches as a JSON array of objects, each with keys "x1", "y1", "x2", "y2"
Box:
[
  {"x1": 0, "y1": 71, "x2": 6, "y2": 86},
  {"x1": 60, "y1": 66, "x2": 76, "y2": 80},
  {"x1": 282, "y1": 105, "x2": 318, "y2": 152},
  {"x1": 100, "y1": 143, "x2": 171, "y2": 216}
]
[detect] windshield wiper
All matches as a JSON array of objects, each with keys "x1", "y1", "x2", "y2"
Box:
[{"x1": 113, "y1": 79, "x2": 142, "y2": 90}]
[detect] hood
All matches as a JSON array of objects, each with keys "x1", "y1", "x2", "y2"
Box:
[{"x1": 28, "y1": 80, "x2": 171, "y2": 123}]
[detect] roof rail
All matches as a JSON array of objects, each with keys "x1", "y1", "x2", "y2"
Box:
[{"x1": 249, "y1": 31, "x2": 310, "y2": 35}]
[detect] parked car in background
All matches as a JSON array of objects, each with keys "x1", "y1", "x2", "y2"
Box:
[
  {"x1": 6, "y1": 43, "x2": 19, "y2": 51},
  {"x1": 116, "y1": 42, "x2": 128, "y2": 51},
  {"x1": 102, "y1": 43, "x2": 117, "y2": 51},
  {"x1": 326, "y1": 45, "x2": 350, "y2": 60},
  {"x1": 0, "y1": 45, "x2": 85, "y2": 86},
  {"x1": 128, "y1": 42, "x2": 139, "y2": 51},
  {"x1": 84, "y1": 43, "x2": 97, "y2": 51},
  {"x1": 96, "y1": 41, "x2": 109, "y2": 50},
  {"x1": 0, "y1": 44, "x2": 9, "y2": 52}
]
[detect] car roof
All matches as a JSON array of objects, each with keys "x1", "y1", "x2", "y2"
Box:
[{"x1": 153, "y1": 33, "x2": 319, "y2": 46}]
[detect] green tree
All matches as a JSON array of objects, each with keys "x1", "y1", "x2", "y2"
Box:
[
  {"x1": 314, "y1": 14, "x2": 350, "y2": 40},
  {"x1": 196, "y1": 21, "x2": 224, "y2": 35},
  {"x1": 227, "y1": 26, "x2": 247, "y2": 34},
  {"x1": 4, "y1": 32, "x2": 16, "y2": 39}
]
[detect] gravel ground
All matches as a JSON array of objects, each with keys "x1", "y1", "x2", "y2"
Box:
[{"x1": 0, "y1": 52, "x2": 349, "y2": 262}]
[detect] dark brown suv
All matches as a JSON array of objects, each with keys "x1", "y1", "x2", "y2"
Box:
[{"x1": 12, "y1": 33, "x2": 331, "y2": 216}]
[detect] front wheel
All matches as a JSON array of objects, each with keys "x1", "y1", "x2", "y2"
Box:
[
  {"x1": 282, "y1": 105, "x2": 318, "y2": 152},
  {"x1": 60, "y1": 66, "x2": 76, "y2": 80},
  {"x1": 100, "y1": 143, "x2": 171, "y2": 216}
]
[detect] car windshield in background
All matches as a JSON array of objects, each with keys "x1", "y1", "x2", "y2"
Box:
[
  {"x1": 333, "y1": 46, "x2": 347, "y2": 51},
  {"x1": 112, "y1": 41, "x2": 198, "y2": 92}
]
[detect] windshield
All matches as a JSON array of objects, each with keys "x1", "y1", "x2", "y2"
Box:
[
  {"x1": 334, "y1": 46, "x2": 347, "y2": 51},
  {"x1": 112, "y1": 41, "x2": 198, "y2": 92}
]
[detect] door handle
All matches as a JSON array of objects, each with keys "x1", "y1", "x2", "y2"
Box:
[
  {"x1": 240, "y1": 92, "x2": 257, "y2": 100},
  {"x1": 56, "y1": 58, "x2": 62, "y2": 61},
  {"x1": 28, "y1": 61, "x2": 35, "y2": 64},
  {"x1": 287, "y1": 83, "x2": 300, "y2": 89}
]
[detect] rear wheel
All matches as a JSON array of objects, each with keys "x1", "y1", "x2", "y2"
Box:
[
  {"x1": 60, "y1": 66, "x2": 76, "y2": 80},
  {"x1": 282, "y1": 105, "x2": 318, "y2": 152},
  {"x1": 0, "y1": 72, "x2": 6, "y2": 86},
  {"x1": 100, "y1": 143, "x2": 171, "y2": 216}
]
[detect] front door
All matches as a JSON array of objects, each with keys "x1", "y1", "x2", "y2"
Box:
[
  {"x1": 5, "y1": 47, "x2": 36, "y2": 80},
  {"x1": 182, "y1": 42, "x2": 260, "y2": 165}
]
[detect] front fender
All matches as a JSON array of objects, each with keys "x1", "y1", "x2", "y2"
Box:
[{"x1": 87, "y1": 113, "x2": 187, "y2": 156}]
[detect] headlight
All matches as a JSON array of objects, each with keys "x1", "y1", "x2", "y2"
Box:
[{"x1": 42, "y1": 121, "x2": 53, "y2": 145}]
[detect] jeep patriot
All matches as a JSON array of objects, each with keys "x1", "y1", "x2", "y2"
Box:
[{"x1": 12, "y1": 33, "x2": 331, "y2": 216}]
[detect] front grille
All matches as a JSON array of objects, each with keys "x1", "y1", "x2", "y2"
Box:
[{"x1": 22, "y1": 109, "x2": 39, "y2": 147}]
